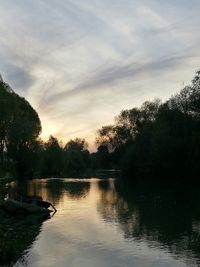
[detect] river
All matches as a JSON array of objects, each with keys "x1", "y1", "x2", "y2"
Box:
[{"x1": 1, "y1": 178, "x2": 200, "y2": 267}]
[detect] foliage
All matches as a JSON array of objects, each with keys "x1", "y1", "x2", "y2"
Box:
[
  {"x1": 96, "y1": 71, "x2": 200, "y2": 179},
  {"x1": 1, "y1": 69, "x2": 200, "y2": 180},
  {"x1": 41, "y1": 137, "x2": 91, "y2": 177},
  {"x1": 0, "y1": 78, "x2": 41, "y2": 178}
]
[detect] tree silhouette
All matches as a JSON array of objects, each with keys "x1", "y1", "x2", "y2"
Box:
[
  {"x1": 96, "y1": 71, "x2": 200, "y2": 179},
  {"x1": 0, "y1": 77, "x2": 41, "y2": 178}
]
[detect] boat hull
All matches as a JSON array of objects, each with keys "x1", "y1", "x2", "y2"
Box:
[{"x1": 0, "y1": 199, "x2": 51, "y2": 215}]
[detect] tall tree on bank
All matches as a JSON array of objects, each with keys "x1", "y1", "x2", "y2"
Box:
[{"x1": 0, "y1": 76, "x2": 41, "y2": 178}]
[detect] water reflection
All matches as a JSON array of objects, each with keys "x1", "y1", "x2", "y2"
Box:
[
  {"x1": 1, "y1": 179, "x2": 91, "y2": 266},
  {"x1": 0, "y1": 212, "x2": 48, "y2": 266},
  {"x1": 2, "y1": 178, "x2": 200, "y2": 267},
  {"x1": 7, "y1": 179, "x2": 90, "y2": 206},
  {"x1": 97, "y1": 179, "x2": 200, "y2": 265},
  {"x1": 45, "y1": 179, "x2": 90, "y2": 203}
]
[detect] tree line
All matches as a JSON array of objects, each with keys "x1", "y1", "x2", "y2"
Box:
[
  {"x1": 96, "y1": 70, "x2": 200, "y2": 179},
  {"x1": 0, "y1": 70, "x2": 200, "y2": 179},
  {"x1": 0, "y1": 76, "x2": 106, "y2": 178}
]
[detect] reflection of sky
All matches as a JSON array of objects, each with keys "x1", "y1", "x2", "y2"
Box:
[
  {"x1": 0, "y1": 1, "x2": 200, "y2": 150},
  {"x1": 14, "y1": 178, "x2": 191, "y2": 267}
]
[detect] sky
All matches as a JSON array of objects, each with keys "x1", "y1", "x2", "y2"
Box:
[{"x1": 0, "y1": 0, "x2": 200, "y2": 150}]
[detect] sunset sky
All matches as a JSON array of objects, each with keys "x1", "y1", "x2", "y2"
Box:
[{"x1": 0, "y1": 0, "x2": 200, "y2": 150}]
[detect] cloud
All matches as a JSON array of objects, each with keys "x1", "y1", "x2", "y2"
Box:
[
  {"x1": 0, "y1": 63, "x2": 35, "y2": 92},
  {"x1": 39, "y1": 54, "x2": 199, "y2": 107}
]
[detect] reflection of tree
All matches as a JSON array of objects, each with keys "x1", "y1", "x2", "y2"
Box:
[
  {"x1": 0, "y1": 210, "x2": 49, "y2": 266},
  {"x1": 97, "y1": 180, "x2": 200, "y2": 264},
  {"x1": 46, "y1": 179, "x2": 65, "y2": 205},
  {"x1": 1, "y1": 179, "x2": 91, "y2": 266},
  {"x1": 97, "y1": 180, "x2": 133, "y2": 224},
  {"x1": 64, "y1": 181, "x2": 90, "y2": 199},
  {"x1": 46, "y1": 179, "x2": 90, "y2": 201},
  {"x1": 7, "y1": 179, "x2": 91, "y2": 207}
]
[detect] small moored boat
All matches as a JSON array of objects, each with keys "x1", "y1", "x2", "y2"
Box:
[{"x1": 0, "y1": 196, "x2": 56, "y2": 215}]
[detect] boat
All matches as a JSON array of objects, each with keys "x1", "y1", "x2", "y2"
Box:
[{"x1": 0, "y1": 196, "x2": 57, "y2": 215}]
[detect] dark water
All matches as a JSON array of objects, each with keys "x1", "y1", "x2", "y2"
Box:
[{"x1": 1, "y1": 178, "x2": 200, "y2": 267}]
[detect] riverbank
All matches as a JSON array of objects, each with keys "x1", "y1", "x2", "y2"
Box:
[{"x1": 0, "y1": 176, "x2": 13, "y2": 200}]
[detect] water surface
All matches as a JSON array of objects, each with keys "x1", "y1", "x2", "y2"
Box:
[{"x1": 1, "y1": 178, "x2": 200, "y2": 267}]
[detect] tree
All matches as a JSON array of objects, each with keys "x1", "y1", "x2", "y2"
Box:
[
  {"x1": 96, "y1": 70, "x2": 200, "y2": 179},
  {"x1": 0, "y1": 77, "x2": 41, "y2": 178},
  {"x1": 41, "y1": 136, "x2": 64, "y2": 176},
  {"x1": 64, "y1": 138, "x2": 91, "y2": 175},
  {"x1": 65, "y1": 138, "x2": 88, "y2": 152},
  {"x1": 96, "y1": 99, "x2": 161, "y2": 167}
]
